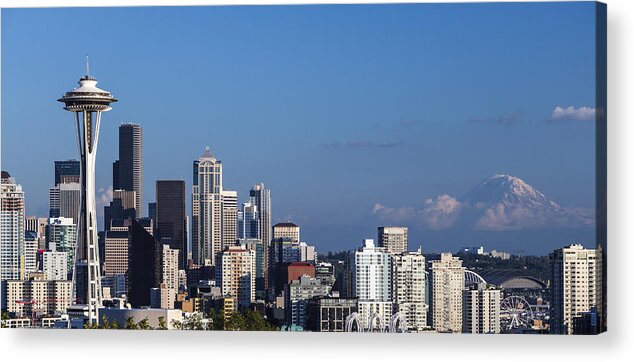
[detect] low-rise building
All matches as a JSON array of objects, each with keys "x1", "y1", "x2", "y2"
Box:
[{"x1": 305, "y1": 296, "x2": 358, "y2": 332}]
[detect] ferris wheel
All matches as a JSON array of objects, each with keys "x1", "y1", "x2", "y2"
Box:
[{"x1": 500, "y1": 295, "x2": 534, "y2": 330}]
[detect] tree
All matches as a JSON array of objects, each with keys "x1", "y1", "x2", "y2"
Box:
[
  {"x1": 224, "y1": 310, "x2": 247, "y2": 331},
  {"x1": 184, "y1": 313, "x2": 205, "y2": 330},
  {"x1": 101, "y1": 315, "x2": 111, "y2": 329},
  {"x1": 157, "y1": 316, "x2": 167, "y2": 330},
  {"x1": 171, "y1": 319, "x2": 183, "y2": 330},
  {"x1": 138, "y1": 317, "x2": 152, "y2": 330},
  {"x1": 125, "y1": 317, "x2": 138, "y2": 330},
  {"x1": 111, "y1": 319, "x2": 121, "y2": 330}
]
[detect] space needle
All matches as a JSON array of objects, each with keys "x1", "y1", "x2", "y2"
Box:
[{"x1": 58, "y1": 58, "x2": 117, "y2": 325}]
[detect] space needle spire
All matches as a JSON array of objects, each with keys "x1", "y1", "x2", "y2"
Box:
[{"x1": 58, "y1": 60, "x2": 117, "y2": 325}]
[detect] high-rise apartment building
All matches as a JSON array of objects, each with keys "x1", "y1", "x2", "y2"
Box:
[
  {"x1": 217, "y1": 245, "x2": 256, "y2": 310},
  {"x1": 462, "y1": 283, "x2": 501, "y2": 334},
  {"x1": 353, "y1": 239, "x2": 393, "y2": 329},
  {"x1": 430, "y1": 253, "x2": 465, "y2": 333},
  {"x1": 378, "y1": 226, "x2": 408, "y2": 254},
  {"x1": 1, "y1": 171, "x2": 26, "y2": 281},
  {"x1": 551, "y1": 244, "x2": 602, "y2": 335},
  {"x1": 159, "y1": 244, "x2": 180, "y2": 309},
  {"x1": 162, "y1": 244, "x2": 180, "y2": 292},
  {"x1": 393, "y1": 250, "x2": 428, "y2": 331},
  {"x1": 116, "y1": 123, "x2": 143, "y2": 216},
  {"x1": 192, "y1": 147, "x2": 223, "y2": 266},
  {"x1": 156, "y1": 180, "x2": 187, "y2": 269}
]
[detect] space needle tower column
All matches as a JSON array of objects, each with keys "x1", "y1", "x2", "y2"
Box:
[{"x1": 58, "y1": 60, "x2": 117, "y2": 324}]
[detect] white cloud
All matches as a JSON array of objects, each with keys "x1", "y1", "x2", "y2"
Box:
[
  {"x1": 474, "y1": 203, "x2": 595, "y2": 231},
  {"x1": 371, "y1": 203, "x2": 418, "y2": 222},
  {"x1": 421, "y1": 194, "x2": 462, "y2": 230},
  {"x1": 96, "y1": 185, "x2": 113, "y2": 210},
  {"x1": 371, "y1": 194, "x2": 462, "y2": 230},
  {"x1": 550, "y1": 106, "x2": 596, "y2": 122}
]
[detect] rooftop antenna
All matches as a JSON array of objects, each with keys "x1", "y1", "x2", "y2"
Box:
[{"x1": 86, "y1": 54, "x2": 90, "y2": 78}]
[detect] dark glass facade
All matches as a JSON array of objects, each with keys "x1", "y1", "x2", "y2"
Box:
[
  {"x1": 156, "y1": 180, "x2": 187, "y2": 269},
  {"x1": 127, "y1": 218, "x2": 161, "y2": 308},
  {"x1": 54, "y1": 160, "x2": 80, "y2": 186}
]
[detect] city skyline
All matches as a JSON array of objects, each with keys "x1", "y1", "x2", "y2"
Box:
[{"x1": 1, "y1": 3, "x2": 598, "y2": 254}]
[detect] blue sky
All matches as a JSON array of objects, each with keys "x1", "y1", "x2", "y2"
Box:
[{"x1": 1, "y1": 3, "x2": 599, "y2": 254}]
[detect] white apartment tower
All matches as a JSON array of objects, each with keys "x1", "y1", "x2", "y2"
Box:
[
  {"x1": 378, "y1": 226, "x2": 408, "y2": 254},
  {"x1": 393, "y1": 249, "x2": 428, "y2": 331},
  {"x1": 354, "y1": 239, "x2": 393, "y2": 330},
  {"x1": 462, "y1": 283, "x2": 501, "y2": 334},
  {"x1": 1, "y1": 171, "x2": 26, "y2": 281},
  {"x1": 162, "y1": 244, "x2": 180, "y2": 291},
  {"x1": 431, "y1": 252, "x2": 465, "y2": 333},
  {"x1": 551, "y1": 244, "x2": 602, "y2": 335}
]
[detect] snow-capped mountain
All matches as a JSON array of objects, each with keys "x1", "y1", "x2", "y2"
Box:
[
  {"x1": 459, "y1": 174, "x2": 590, "y2": 230},
  {"x1": 461, "y1": 174, "x2": 560, "y2": 209},
  {"x1": 372, "y1": 173, "x2": 594, "y2": 231}
]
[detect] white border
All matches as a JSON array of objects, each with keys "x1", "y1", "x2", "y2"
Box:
[{"x1": 1, "y1": 1, "x2": 632, "y2": 361}]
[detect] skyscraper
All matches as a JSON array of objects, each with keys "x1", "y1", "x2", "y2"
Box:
[
  {"x1": 50, "y1": 182, "x2": 81, "y2": 220},
  {"x1": 237, "y1": 201, "x2": 260, "y2": 240},
  {"x1": 54, "y1": 160, "x2": 80, "y2": 186},
  {"x1": 128, "y1": 218, "x2": 161, "y2": 308},
  {"x1": 353, "y1": 239, "x2": 393, "y2": 330},
  {"x1": 1, "y1": 171, "x2": 26, "y2": 281},
  {"x1": 378, "y1": 226, "x2": 408, "y2": 254},
  {"x1": 221, "y1": 190, "x2": 238, "y2": 251},
  {"x1": 156, "y1": 180, "x2": 187, "y2": 269},
  {"x1": 192, "y1": 147, "x2": 223, "y2": 266},
  {"x1": 393, "y1": 250, "x2": 428, "y2": 331},
  {"x1": 116, "y1": 123, "x2": 143, "y2": 216},
  {"x1": 551, "y1": 244, "x2": 602, "y2": 335},
  {"x1": 249, "y1": 183, "x2": 271, "y2": 289},
  {"x1": 430, "y1": 253, "x2": 465, "y2": 333}
]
